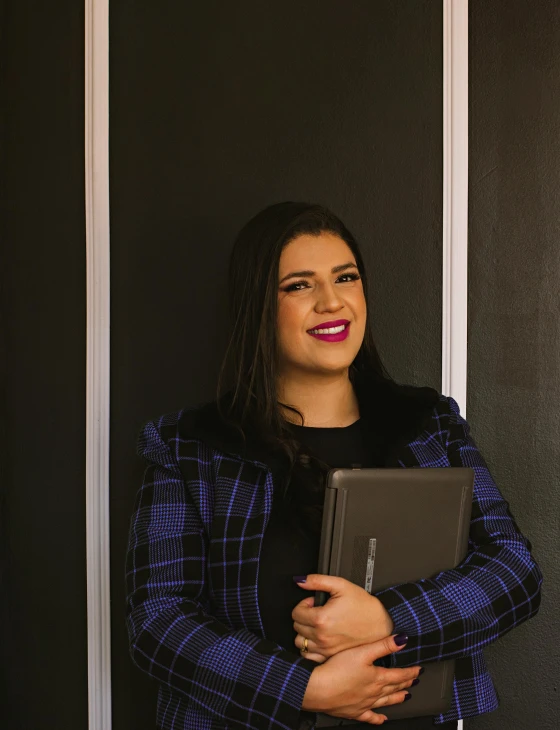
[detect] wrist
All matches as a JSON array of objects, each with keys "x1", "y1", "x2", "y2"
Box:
[
  {"x1": 368, "y1": 598, "x2": 394, "y2": 642},
  {"x1": 382, "y1": 606, "x2": 395, "y2": 635},
  {"x1": 301, "y1": 665, "x2": 327, "y2": 712}
]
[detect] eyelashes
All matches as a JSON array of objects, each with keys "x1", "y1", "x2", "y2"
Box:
[{"x1": 282, "y1": 272, "x2": 361, "y2": 292}]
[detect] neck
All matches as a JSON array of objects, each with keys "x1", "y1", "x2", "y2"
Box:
[{"x1": 277, "y1": 369, "x2": 360, "y2": 427}]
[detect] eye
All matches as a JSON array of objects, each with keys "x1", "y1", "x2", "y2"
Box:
[
  {"x1": 282, "y1": 279, "x2": 310, "y2": 292},
  {"x1": 336, "y1": 272, "x2": 361, "y2": 283}
]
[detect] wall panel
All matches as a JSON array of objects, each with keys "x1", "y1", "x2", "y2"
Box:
[
  {"x1": 467, "y1": 2, "x2": 559, "y2": 727},
  {"x1": 109, "y1": 2, "x2": 442, "y2": 727},
  {"x1": 0, "y1": 1, "x2": 88, "y2": 728}
]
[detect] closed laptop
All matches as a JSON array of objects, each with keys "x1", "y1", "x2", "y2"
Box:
[{"x1": 313, "y1": 467, "x2": 474, "y2": 725}]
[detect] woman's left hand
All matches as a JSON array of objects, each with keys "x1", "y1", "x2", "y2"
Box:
[{"x1": 292, "y1": 574, "x2": 394, "y2": 663}]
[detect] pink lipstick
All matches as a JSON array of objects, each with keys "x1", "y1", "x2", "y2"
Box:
[{"x1": 307, "y1": 319, "x2": 351, "y2": 342}]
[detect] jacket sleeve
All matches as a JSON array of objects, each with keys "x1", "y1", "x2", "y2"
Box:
[
  {"x1": 125, "y1": 418, "x2": 316, "y2": 730},
  {"x1": 376, "y1": 396, "x2": 543, "y2": 665}
]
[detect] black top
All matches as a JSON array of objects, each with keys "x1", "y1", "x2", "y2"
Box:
[
  {"x1": 258, "y1": 418, "x2": 378, "y2": 656},
  {"x1": 257, "y1": 419, "x2": 451, "y2": 730}
]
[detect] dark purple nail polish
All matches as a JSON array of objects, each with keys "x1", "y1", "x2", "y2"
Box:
[
  {"x1": 419, "y1": 667, "x2": 425, "y2": 675},
  {"x1": 411, "y1": 678, "x2": 420, "y2": 687},
  {"x1": 292, "y1": 575, "x2": 307, "y2": 583},
  {"x1": 404, "y1": 693, "x2": 412, "y2": 701},
  {"x1": 394, "y1": 633, "x2": 409, "y2": 646}
]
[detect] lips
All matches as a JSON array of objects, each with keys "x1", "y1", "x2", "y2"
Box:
[{"x1": 307, "y1": 319, "x2": 351, "y2": 342}]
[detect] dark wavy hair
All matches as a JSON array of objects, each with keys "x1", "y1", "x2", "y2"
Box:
[{"x1": 217, "y1": 201, "x2": 393, "y2": 533}]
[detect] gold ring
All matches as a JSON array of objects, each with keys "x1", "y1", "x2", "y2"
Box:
[{"x1": 302, "y1": 637, "x2": 308, "y2": 653}]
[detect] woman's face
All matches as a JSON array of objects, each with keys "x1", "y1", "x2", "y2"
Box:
[{"x1": 276, "y1": 232, "x2": 367, "y2": 378}]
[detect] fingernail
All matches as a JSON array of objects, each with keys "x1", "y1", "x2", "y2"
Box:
[
  {"x1": 419, "y1": 667, "x2": 425, "y2": 675},
  {"x1": 292, "y1": 575, "x2": 307, "y2": 583},
  {"x1": 411, "y1": 678, "x2": 420, "y2": 687},
  {"x1": 404, "y1": 693, "x2": 412, "y2": 701},
  {"x1": 394, "y1": 633, "x2": 409, "y2": 646}
]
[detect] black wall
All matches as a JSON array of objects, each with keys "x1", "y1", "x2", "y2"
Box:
[
  {"x1": 109, "y1": 2, "x2": 442, "y2": 729},
  {"x1": 467, "y1": 2, "x2": 559, "y2": 728},
  {"x1": 1, "y1": 1, "x2": 88, "y2": 728}
]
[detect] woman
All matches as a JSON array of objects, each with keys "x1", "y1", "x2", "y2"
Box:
[{"x1": 125, "y1": 202, "x2": 542, "y2": 730}]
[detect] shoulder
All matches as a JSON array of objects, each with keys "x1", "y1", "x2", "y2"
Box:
[
  {"x1": 136, "y1": 408, "x2": 191, "y2": 465},
  {"x1": 390, "y1": 383, "x2": 453, "y2": 445},
  {"x1": 136, "y1": 399, "x2": 242, "y2": 463},
  {"x1": 384, "y1": 380, "x2": 465, "y2": 426},
  {"x1": 358, "y1": 375, "x2": 437, "y2": 441},
  {"x1": 410, "y1": 390, "x2": 473, "y2": 452},
  {"x1": 434, "y1": 394, "x2": 473, "y2": 447},
  {"x1": 425, "y1": 391, "x2": 462, "y2": 421},
  {"x1": 358, "y1": 373, "x2": 470, "y2": 452}
]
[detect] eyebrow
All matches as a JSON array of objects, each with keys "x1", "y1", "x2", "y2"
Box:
[{"x1": 279, "y1": 261, "x2": 359, "y2": 284}]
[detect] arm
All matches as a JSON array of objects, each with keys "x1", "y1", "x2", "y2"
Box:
[
  {"x1": 126, "y1": 418, "x2": 316, "y2": 730},
  {"x1": 375, "y1": 396, "x2": 543, "y2": 666}
]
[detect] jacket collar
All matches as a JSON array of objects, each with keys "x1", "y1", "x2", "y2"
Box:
[{"x1": 178, "y1": 375, "x2": 440, "y2": 470}]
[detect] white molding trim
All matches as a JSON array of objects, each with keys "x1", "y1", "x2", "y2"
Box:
[
  {"x1": 443, "y1": 2, "x2": 468, "y2": 728},
  {"x1": 85, "y1": 0, "x2": 112, "y2": 729},
  {"x1": 442, "y1": 0, "x2": 469, "y2": 419}
]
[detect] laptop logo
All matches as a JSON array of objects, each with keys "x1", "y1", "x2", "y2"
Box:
[
  {"x1": 350, "y1": 535, "x2": 377, "y2": 592},
  {"x1": 365, "y1": 538, "x2": 377, "y2": 593}
]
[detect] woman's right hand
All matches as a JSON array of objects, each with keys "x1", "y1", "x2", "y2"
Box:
[{"x1": 301, "y1": 634, "x2": 421, "y2": 725}]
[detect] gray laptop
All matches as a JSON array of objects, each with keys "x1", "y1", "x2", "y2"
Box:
[{"x1": 313, "y1": 467, "x2": 474, "y2": 725}]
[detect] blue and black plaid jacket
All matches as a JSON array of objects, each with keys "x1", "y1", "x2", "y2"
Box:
[{"x1": 126, "y1": 379, "x2": 542, "y2": 730}]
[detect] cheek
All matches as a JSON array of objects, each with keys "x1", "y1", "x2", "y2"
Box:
[
  {"x1": 356, "y1": 289, "x2": 368, "y2": 316},
  {"x1": 278, "y1": 298, "x2": 304, "y2": 335},
  {"x1": 350, "y1": 292, "x2": 368, "y2": 340},
  {"x1": 277, "y1": 298, "x2": 309, "y2": 357}
]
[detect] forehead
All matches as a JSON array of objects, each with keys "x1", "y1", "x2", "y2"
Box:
[{"x1": 279, "y1": 232, "x2": 355, "y2": 273}]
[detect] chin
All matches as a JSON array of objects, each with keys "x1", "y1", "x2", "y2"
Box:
[
  {"x1": 309, "y1": 357, "x2": 355, "y2": 375},
  {"x1": 282, "y1": 342, "x2": 361, "y2": 377}
]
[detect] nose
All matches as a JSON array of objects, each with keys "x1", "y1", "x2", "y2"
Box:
[{"x1": 314, "y1": 281, "x2": 345, "y2": 314}]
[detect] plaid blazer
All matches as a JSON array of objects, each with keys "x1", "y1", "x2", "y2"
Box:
[{"x1": 125, "y1": 378, "x2": 542, "y2": 730}]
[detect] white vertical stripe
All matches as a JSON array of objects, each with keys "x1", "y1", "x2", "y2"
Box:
[
  {"x1": 442, "y1": 0, "x2": 469, "y2": 419},
  {"x1": 443, "y1": 2, "x2": 468, "y2": 728},
  {"x1": 85, "y1": 0, "x2": 112, "y2": 728}
]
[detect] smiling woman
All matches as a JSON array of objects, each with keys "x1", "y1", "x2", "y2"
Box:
[{"x1": 125, "y1": 202, "x2": 542, "y2": 730}]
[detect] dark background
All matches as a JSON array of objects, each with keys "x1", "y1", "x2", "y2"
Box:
[
  {"x1": 1, "y1": 2, "x2": 557, "y2": 729},
  {"x1": 467, "y1": 1, "x2": 560, "y2": 727},
  {"x1": 0, "y1": 1, "x2": 88, "y2": 728}
]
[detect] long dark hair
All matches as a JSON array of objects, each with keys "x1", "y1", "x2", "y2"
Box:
[{"x1": 218, "y1": 202, "x2": 393, "y2": 531}]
